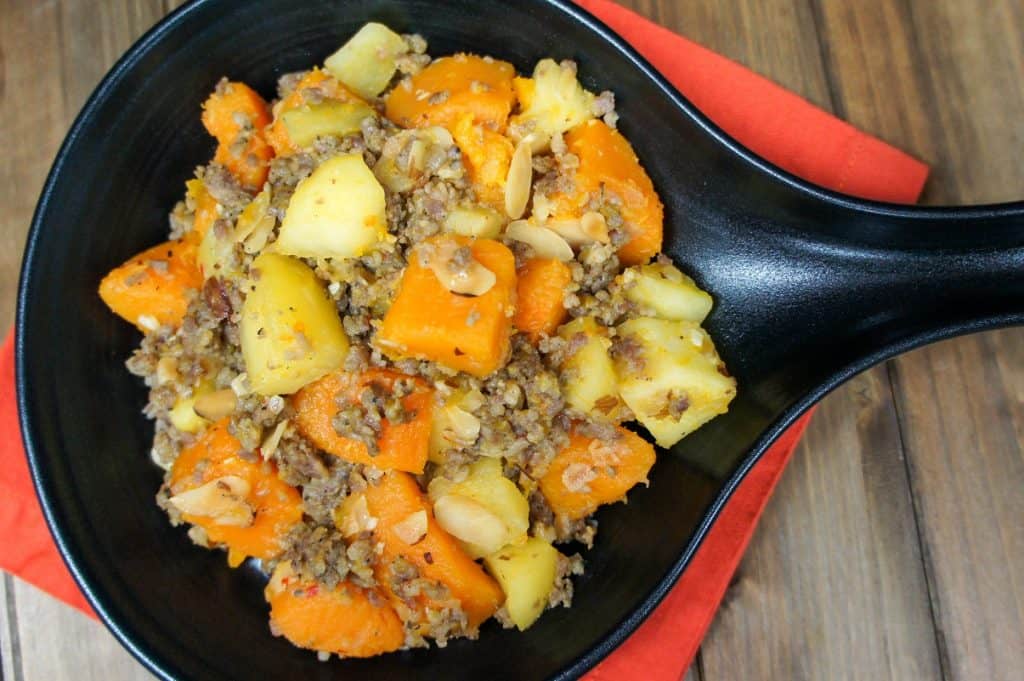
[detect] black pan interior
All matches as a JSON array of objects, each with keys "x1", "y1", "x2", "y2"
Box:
[{"x1": 17, "y1": 1, "x2": 1024, "y2": 680}]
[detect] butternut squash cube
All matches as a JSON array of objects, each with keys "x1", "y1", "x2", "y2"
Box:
[
  {"x1": 539, "y1": 425, "x2": 656, "y2": 521},
  {"x1": 376, "y1": 236, "x2": 516, "y2": 377}
]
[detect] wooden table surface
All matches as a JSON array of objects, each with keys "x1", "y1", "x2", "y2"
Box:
[{"x1": 1, "y1": 1, "x2": 1021, "y2": 679}]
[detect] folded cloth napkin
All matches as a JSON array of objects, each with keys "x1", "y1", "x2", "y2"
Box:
[{"x1": 0, "y1": 0, "x2": 928, "y2": 678}]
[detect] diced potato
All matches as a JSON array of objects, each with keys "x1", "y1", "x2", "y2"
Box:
[
  {"x1": 443, "y1": 204, "x2": 505, "y2": 239},
  {"x1": 231, "y1": 187, "x2": 275, "y2": 257},
  {"x1": 614, "y1": 318, "x2": 736, "y2": 447},
  {"x1": 428, "y1": 458, "x2": 529, "y2": 558},
  {"x1": 324, "y1": 23, "x2": 409, "y2": 100},
  {"x1": 281, "y1": 101, "x2": 376, "y2": 148},
  {"x1": 622, "y1": 263, "x2": 713, "y2": 323},
  {"x1": 240, "y1": 253, "x2": 349, "y2": 395},
  {"x1": 483, "y1": 538, "x2": 560, "y2": 630},
  {"x1": 558, "y1": 317, "x2": 626, "y2": 420},
  {"x1": 169, "y1": 395, "x2": 207, "y2": 434},
  {"x1": 373, "y1": 127, "x2": 456, "y2": 193},
  {"x1": 510, "y1": 59, "x2": 596, "y2": 148},
  {"x1": 276, "y1": 154, "x2": 388, "y2": 260},
  {"x1": 197, "y1": 222, "x2": 230, "y2": 280}
]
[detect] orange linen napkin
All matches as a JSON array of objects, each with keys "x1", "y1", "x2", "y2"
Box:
[{"x1": 1, "y1": 0, "x2": 928, "y2": 678}]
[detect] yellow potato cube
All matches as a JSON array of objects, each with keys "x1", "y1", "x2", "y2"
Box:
[
  {"x1": 484, "y1": 537, "x2": 560, "y2": 630},
  {"x1": 281, "y1": 101, "x2": 376, "y2": 148},
  {"x1": 276, "y1": 154, "x2": 388, "y2": 260},
  {"x1": 614, "y1": 317, "x2": 736, "y2": 447},
  {"x1": 621, "y1": 262, "x2": 713, "y2": 323},
  {"x1": 558, "y1": 317, "x2": 625, "y2": 420},
  {"x1": 428, "y1": 458, "x2": 529, "y2": 558},
  {"x1": 240, "y1": 253, "x2": 349, "y2": 395},
  {"x1": 510, "y1": 59, "x2": 596, "y2": 147},
  {"x1": 324, "y1": 22, "x2": 409, "y2": 99}
]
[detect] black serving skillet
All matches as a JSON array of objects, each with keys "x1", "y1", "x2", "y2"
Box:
[{"x1": 16, "y1": 0, "x2": 1024, "y2": 679}]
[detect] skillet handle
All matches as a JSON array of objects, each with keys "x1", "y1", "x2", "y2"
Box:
[
  {"x1": 836, "y1": 201, "x2": 1024, "y2": 336},
  {"x1": 710, "y1": 199, "x2": 1024, "y2": 400},
  {"x1": 816, "y1": 200, "x2": 1024, "y2": 358}
]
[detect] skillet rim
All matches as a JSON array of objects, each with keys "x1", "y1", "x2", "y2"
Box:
[{"x1": 16, "y1": 0, "x2": 1024, "y2": 679}]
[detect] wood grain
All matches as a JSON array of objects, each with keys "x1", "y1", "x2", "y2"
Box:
[
  {"x1": 699, "y1": 371, "x2": 942, "y2": 680},
  {"x1": 890, "y1": 333, "x2": 1024, "y2": 681},
  {"x1": 0, "y1": 0, "x2": 67, "y2": 331},
  {"x1": 0, "y1": 1, "x2": 1021, "y2": 680},
  {"x1": 9, "y1": 577, "x2": 152, "y2": 681},
  {"x1": 811, "y1": 1, "x2": 1024, "y2": 679}
]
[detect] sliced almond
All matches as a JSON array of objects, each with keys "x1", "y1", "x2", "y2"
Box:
[
  {"x1": 168, "y1": 475, "x2": 254, "y2": 527},
  {"x1": 234, "y1": 188, "x2": 272, "y2": 243},
  {"x1": 375, "y1": 127, "x2": 454, "y2": 192},
  {"x1": 587, "y1": 439, "x2": 624, "y2": 466},
  {"x1": 392, "y1": 509, "x2": 428, "y2": 545},
  {"x1": 460, "y1": 389, "x2": 486, "y2": 412},
  {"x1": 418, "y1": 239, "x2": 497, "y2": 296},
  {"x1": 580, "y1": 211, "x2": 611, "y2": 243},
  {"x1": 432, "y1": 494, "x2": 507, "y2": 553},
  {"x1": 545, "y1": 211, "x2": 610, "y2": 246},
  {"x1": 230, "y1": 372, "x2": 252, "y2": 397},
  {"x1": 505, "y1": 220, "x2": 574, "y2": 261},
  {"x1": 242, "y1": 214, "x2": 276, "y2": 255},
  {"x1": 504, "y1": 137, "x2": 534, "y2": 219},
  {"x1": 443, "y1": 405, "x2": 480, "y2": 444},
  {"x1": 260, "y1": 420, "x2": 289, "y2": 460},
  {"x1": 192, "y1": 388, "x2": 237, "y2": 421},
  {"x1": 337, "y1": 494, "x2": 377, "y2": 537},
  {"x1": 561, "y1": 462, "x2": 598, "y2": 493}
]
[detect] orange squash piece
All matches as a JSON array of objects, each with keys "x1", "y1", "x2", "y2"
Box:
[
  {"x1": 264, "y1": 68, "x2": 364, "y2": 157},
  {"x1": 555, "y1": 119, "x2": 664, "y2": 266},
  {"x1": 169, "y1": 419, "x2": 302, "y2": 565},
  {"x1": 292, "y1": 369, "x2": 433, "y2": 474},
  {"x1": 98, "y1": 239, "x2": 203, "y2": 332},
  {"x1": 384, "y1": 54, "x2": 516, "y2": 131},
  {"x1": 376, "y1": 236, "x2": 517, "y2": 378},
  {"x1": 511, "y1": 76, "x2": 535, "y2": 108},
  {"x1": 514, "y1": 257, "x2": 572, "y2": 343},
  {"x1": 363, "y1": 471, "x2": 504, "y2": 629},
  {"x1": 201, "y1": 80, "x2": 274, "y2": 190},
  {"x1": 539, "y1": 424, "x2": 656, "y2": 521},
  {"x1": 451, "y1": 114, "x2": 514, "y2": 209},
  {"x1": 265, "y1": 562, "x2": 404, "y2": 658}
]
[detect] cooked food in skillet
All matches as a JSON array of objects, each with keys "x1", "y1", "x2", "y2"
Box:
[{"x1": 98, "y1": 22, "x2": 736, "y2": 658}]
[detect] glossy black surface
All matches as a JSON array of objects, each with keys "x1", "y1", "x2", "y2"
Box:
[{"x1": 16, "y1": 1, "x2": 1024, "y2": 679}]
